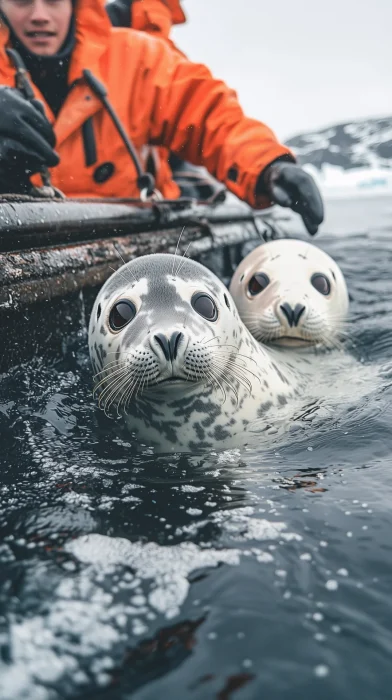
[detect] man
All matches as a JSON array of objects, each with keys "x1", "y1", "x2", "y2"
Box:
[{"x1": 0, "y1": 0, "x2": 323, "y2": 234}]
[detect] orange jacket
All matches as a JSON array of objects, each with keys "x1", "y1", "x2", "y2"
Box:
[
  {"x1": 131, "y1": 0, "x2": 186, "y2": 39},
  {"x1": 125, "y1": 0, "x2": 187, "y2": 192},
  {"x1": 0, "y1": 0, "x2": 293, "y2": 206}
]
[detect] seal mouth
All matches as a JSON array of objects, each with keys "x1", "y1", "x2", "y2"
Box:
[
  {"x1": 153, "y1": 376, "x2": 194, "y2": 386},
  {"x1": 270, "y1": 336, "x2": 316, "y2": 348}
]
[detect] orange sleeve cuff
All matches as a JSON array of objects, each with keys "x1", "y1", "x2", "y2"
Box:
[{"x1": 225, "y1": 146, "x2": 296, "y2": 209}]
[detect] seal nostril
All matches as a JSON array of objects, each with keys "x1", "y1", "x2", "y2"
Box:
[
  {"x1": 293, "y1": 304, "x2": 306, "y2": 327},
  {"x1": 153, "y1": 333, "x2": 170, "y2": 361},
  {"x1": 153, "y1": 332, "x2": 183, "y2": 361},
  {"x1": 280, "y1": 303, "x2": 294, "y2": 327},
  {"x1": 170, "y1": 331, "x2": 183, "y2": 360}
]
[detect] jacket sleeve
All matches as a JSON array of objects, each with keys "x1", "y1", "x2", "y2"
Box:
[{"x1": 148, "y1": 49, "x2": 295, "y2": 209}]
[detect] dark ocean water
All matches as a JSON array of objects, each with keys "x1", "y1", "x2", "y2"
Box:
[{"x1": 1, "y1": 195, "x2": 392, "y2": 700}]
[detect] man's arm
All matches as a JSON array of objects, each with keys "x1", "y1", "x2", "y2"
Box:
[
  {"x1": 149, "y1": 54, "x2": 295, "y2": 210},
  {"x1": 146, "y1": 46, "x2": 323, "y2": 232}
]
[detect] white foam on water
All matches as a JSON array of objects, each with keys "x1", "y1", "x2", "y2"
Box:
[
  {"x1": 66, "y1": 534, "x2": 241, "y2": 618},
  {"x1": 0, "y1": 512, "x2": 301, "y2": 699},
  {"x1": 210, "y1": 506, "x2": 302, "y2": 543},
  {"x1": 0, "y1": 536, "x2": 241, "y2": 699}
]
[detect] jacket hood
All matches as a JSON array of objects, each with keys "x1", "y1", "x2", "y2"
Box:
[
  {"x1": 0, "y1": 0, "x2": 111, "y2": 84},
  {"x1": 165, "y1": 0, "x2": 186, "y2": 25}
]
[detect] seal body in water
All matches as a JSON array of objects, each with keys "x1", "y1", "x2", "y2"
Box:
[
  {"x1": 229, "y1": 239, "x2": 349, "y2": 348},
  {"x1": 88, "y1": 254, "x2": 306, "y2": 453}
]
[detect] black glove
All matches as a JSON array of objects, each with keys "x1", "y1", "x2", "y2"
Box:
[
  {"x1": 258, "y1": 157, "x2": 324, "y2": 236},
  {"x1": 0, "y1": 86, "x2": 59, "y2": 194}
]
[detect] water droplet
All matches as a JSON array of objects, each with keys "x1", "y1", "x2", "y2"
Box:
[
  {"x1": 314, "y1": 664, "x2": 330, "y2": 678},
  {"x1": 300, "y1": 553, "x2": 312, "y2": 561},
  {"x1": 326, "y1": 580, "x2": 338, "y2": 591}
]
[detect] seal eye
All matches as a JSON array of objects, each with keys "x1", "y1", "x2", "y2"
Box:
[
  {"x1": 248, "y1": 273, "x2": 270, "y2": 296},
  {"x1": 191, "y1": 292, "x2": 218, "y2": 321},
  {"x1": 311, "y1": 273, "x2": 331, "y2": 296},
  {"x1": 109, "y1": 300, "x2": 136, "y2": 331}
]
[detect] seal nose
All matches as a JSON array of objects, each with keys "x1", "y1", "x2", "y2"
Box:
[
  {"x1": 152, "y1": 331, "x2": 183, "y2": 361},
  {"x1": 280, "y1": 303, "x2": 306, "y2": 327}
]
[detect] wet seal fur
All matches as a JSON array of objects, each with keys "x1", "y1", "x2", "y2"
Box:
[
  {"x1": 229, "y1": 239, "x2": 349, "y2": 348},
  {"x1": 89, "y1": 254, "x2": 307, "y2": 453}
]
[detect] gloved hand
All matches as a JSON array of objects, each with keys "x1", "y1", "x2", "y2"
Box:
[
  {"x1": 258, "y1": 158, "x2": 324, "y2": 235},
  {"x1": 0, "y1": 86, "x2": 59, "y2": 194}
]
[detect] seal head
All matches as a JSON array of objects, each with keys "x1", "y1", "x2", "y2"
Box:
[
  {"x1": 89, "y1": 254, "x2": 298, "y2": 452},
  {"x1": 229, "y1": 239, "x2": 349, "y2": 348}
]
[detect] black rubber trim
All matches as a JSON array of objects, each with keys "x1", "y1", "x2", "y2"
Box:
[
  {"x1": 105, "y1": 0, "x2": 133, "y2": 27},
  {"x1": 82, "y1": 117, "x2": 97, "y2": 167}
]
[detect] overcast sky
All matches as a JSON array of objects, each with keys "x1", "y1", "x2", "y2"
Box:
[{"x1": 172, "y1": 0, "x2": 392, "y2": 142}]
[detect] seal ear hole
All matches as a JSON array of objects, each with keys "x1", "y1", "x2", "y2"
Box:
[
  {"x1": 109, "y1": 299, "x2": 137, "y2": 331},
  {"x1": 331, "y1": 270, "x2": 336, "y2": 281},
  {"x1": 224, "y1": 293, "x2": 231, "y2": 309},
  {"x1": 97, "y1": 303, "x2": 102, "y2": 320},
  {"x1": 248, "y1": 272, "x2": 270, "y2": 296},
  {"x1": 191, "y1": 292, "x2": 218, "y2": 322},
  {"x1": 240, "y1": 274, "x2": 244, "y2": 282},
  {"x1": 311, "y1": 273, "x2": 331, "y2": 296}
]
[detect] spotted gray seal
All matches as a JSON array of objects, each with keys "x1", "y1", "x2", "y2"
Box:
[
  {"x1": 88, "y1": 254, "x2": 306, "y2": 453},
  {"x1": 229, "y1": 239, "x2": 349, "y2": 348}
]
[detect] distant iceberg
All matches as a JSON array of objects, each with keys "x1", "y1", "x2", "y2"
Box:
[{"x1": 303, "y1": 164, "x2": 392, "y2": 199}]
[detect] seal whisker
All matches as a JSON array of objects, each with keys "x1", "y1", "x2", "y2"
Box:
[
  {"x1": 211, "y1": 364, "x2": 240, "y2": 405},
  {"x1": 109, "y1": 263, "x2": 137, "y2": 289},
  {"x1": 211, "y1": 352, "x2": 256, "y2": 374},
  {"x1": 136, "y1": 364, "x2": 149, "y2": 400},
  {"x1": 121, "y1": 371, "x2": 142, "y2": 412},
  {"x1": 93, "y1": 369, "x2": 130, "y2": 398},
  {"x1": 106, "y1": 372, "x2": 138, "y2": 416},
  {"x1": 211, "y1": 359, "x2": 252, "y2": 396},
  {"x1": 123, "y1": 376, "x2": 140, "y2": 413},
  {"x1": 105, "y1": 350, "x2": 138, "y2": 358},
  {"x1": 320, "y1": 332, "x2": 343, "y2": 351},
  {"x1": 116, "y1": 367, "x2": 144, "y2": 413},
  {"x1": 218, "y1": 357, "x2": 256, "y2": 387},
  {"x1": 93, "y1": 360, "x2": 124, "y2": 377},
  {"x1": 201, "y1": 342, "x2": 259, "y2": 366},
  {"x1": 176, "y1": 240, "x2": 193, "y2": 277},
  {"x1": 99, "y1": 371, "x2": 131, "y2": 416},
  {"x1": 172, "y1": 226, "x2": 186, "y2": 277},
  {"x1": 108, "y1": 265, "x2": 132, "y2": 288},
  {"x1": 113, "y1": 244, "x2": 138, "y2": 284},
  {"x1": 93, "y1": 360, "x2": 124, "y2": 380},
  {"x1": 205, "y1": 366, "x2": 227, "y2": 405},
  {"x1": 204, "y1": 335, "x2": 222, "y2": 344},
  {"x1": 210, "y1": 348, "x2": 259, "y2": 368}
]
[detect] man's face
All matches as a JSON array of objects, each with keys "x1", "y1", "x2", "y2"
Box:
[{"x1": 1, "y1": 0, "x2": 73, "y2": 56}]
